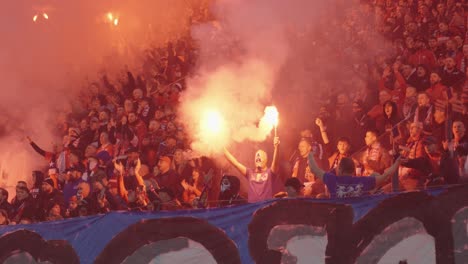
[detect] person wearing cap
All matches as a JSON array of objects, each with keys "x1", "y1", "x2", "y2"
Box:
[
  {"x1": 223, "y1": 136, "x2": 281, "y2": 203},
  {"x1": 36, "y1": 177, "x2": 64, "y2": 221},
  {"x1": 62, "y1": 166, "x2": 86, "y2": 207},
  {"x1": 155, "y1": 155, "x2": 183, "y2": 199}
]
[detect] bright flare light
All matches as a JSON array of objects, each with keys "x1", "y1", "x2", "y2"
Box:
[
  {"x1": 107, "y1": 12, "x2": 114, "y2": 21},
  {"x1": 201, "y1": 110, "x2": 224, "y2": 134},
  {"x1": 43, "y1": 13, "x2": 49, "y2": 19},
  {"x1": 33, "y1": 15, "x2": 38, "y2": 22},
  {"x1": 264, "y1": 106, "x2": 279, "y2": 128},
  {"x1": 113, "y1": 18, "x2": 119, "y2": 26}
]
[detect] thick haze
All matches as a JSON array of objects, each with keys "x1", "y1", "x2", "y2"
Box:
[
  {"x1": 0, "y1": 0, "x2": 193, "y2": 191},
  {"x1": 181, "y1": 0, "x2": 386, "y2": 161},
  {"x1": 0, "y1": 0, "x2": 388, "y2": 195}
]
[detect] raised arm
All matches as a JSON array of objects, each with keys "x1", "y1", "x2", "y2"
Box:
[
  {"x1": 134, "y1": 159, "x2": 146, "y2": 192},
  {"x1": 223, "y1": 147, "x2": 247, "y2": 176},
  {"x1": 315, "y1": 118, "x2": 330, "y2": 145},
  {"x1": 371, "y1": 157, "x2": 401, "y2": 188},
  {"x1": 114, "y1": 160, "x2": 128, "y2": 201},
  {"x1": 308, "y1": 152, "x2": 325, "y2": 181},
  {"x1": 270, "y1": 137, "x2": 280, "y2": 173}
]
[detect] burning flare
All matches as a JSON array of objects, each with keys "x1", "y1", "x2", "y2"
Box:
[
  {"x1": 200, "y1": 110, "x2": 224, "y2": 135},
  {"x1": 43, "y1": 13, "x2": 49, "y2": 20},
  {"x1": 264, "y1": 106, "x2": 279, "y2": 128}
]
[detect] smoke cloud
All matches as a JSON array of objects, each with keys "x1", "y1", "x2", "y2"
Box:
[
  {"x1": 181, "y1": 0, "x2": 387, "y2": 159},
  {"x1": 0, "y1": 0, "x2": 193, "y2": 194}
]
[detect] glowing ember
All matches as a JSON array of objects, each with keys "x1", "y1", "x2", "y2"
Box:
[
  {"x1": 43, "y1": 13, "x2": 49, "y2": 20},
  {"x1": 33, "y1": 15, "x2": 38, "y2": 22},
  {"x1": 113, "y1": 18, "x2": 119, "y2": 26},
  {"x1": 107, "y1": 12, "x2": 114, "y2": 21},
  {"x1": 201, "y1": 110, "x2": 224, "y2": 134},
  {"x1": 264, "y1": 106, "x2": 279, "y2": 128}
]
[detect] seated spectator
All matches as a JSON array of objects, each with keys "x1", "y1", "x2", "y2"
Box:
[{"x1": 46, "y1": 203, "x2": 64, "y2": 222}]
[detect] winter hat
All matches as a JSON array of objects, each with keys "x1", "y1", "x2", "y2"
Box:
[{"x1": 43, "y1": 177, "x2": 54, "y2": 187}]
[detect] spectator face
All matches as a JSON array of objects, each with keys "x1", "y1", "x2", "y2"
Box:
[
  {"x1": 405, "y1": 36, "x2": 414, "y2": 48},
  {"x1": 337, "y1": 93, "x2": 348, "y2": 106},
  {"x1": 166, "y1": 138, "x2": 177, "y2": 148},
  {"x1": 337, "y1": 141, "x2": 351, "y2": 155},
  {"x1": 384, "y1": 102, "x2": 394, "y2": 117},
  {"x1": 434, "y1": 109, "x2": 446, "y2": 123},
  {"x1": 298, "y1": 140, "x2": 311, "y2": 158},
  {"x1": 157, "y1": 158, "x2": 171, "y2": 173},
  {"x1": 128, "y1": 112, "x2": 137, "y2": 123},
  {"x1": 192, "y1": 170, "x2": 200, "y2": 182},
  {"x1": 91, "y1": 98, "x2": 101, "y2": 111},
  {"x1": 124, "y1": 100, "x2": 134, "y2": 113},
  {"x1": 133, "y1": 89, "x2": 143, "y2": 100},
  {"x1": 417, "y1": 93, "x2": 430, "y2": 107},
  {"x1": 379, "y1": 91, "x2": 391, "y2": 104},
  {"x1": 117, "y1": 106, "x2": 125, "y2": 117},
  {"x1": 100, "y1": 132, "x2": 109, "y2": 145},
  {"x1": 453, "y1": 121, "x2": 466, "y2": 139},
  {"x1": 406, "y1": 86, "x2": 417, "y2": 97},
  {"x1": 90, "y1": 119, "x2": 99, "y2": 130},
  {"x1": 173, "y1": 149, "x2": 184, "y2": 164},
  {"x1": 80, "y1": 119, "x2": 88, "y2": 131},
  {"x1": 447, "y1": 40, "x2": 455, "y2": 51},
  {"x1": 365, "y1": 131, "x2": 377, "y2": 146},
  {"x1": 50, "y1": 204, "x2": 61, "y2": 216},
  {"x1": 85, "y1": 145, "x2": 97, "y2": 158},
  {"x1": 454, "y1": 36, "x2": 463, "y2": 47},
  {"x1": 445, "y1": 57, "x2": 456, "y2": 70},
  {"x1": 69, "y1": 200, "x2": 78, "y2": 210},
  {"x1": 410, "y1": 123, "x2": 423, "y2": 138},
  {"x1": 352, "y1": 102, "x2": 362, "y2": 113},
  {"x1": 167, "y1": 122, "x2": 176, "y2": 132},
  {"x1": 430, "y1": 73, "x2": 441, "y2": 84},
  {"x1": 401, "y1": 65, "x2": 413, "y2": 77},
  {"x1": 148, "y1": 120, "x2": 160, "y2": 131},
  {"x1": 99, "y1": 111, "x2": 109, "y2": 122},
  {"x1": 154, "y1": 110, "x2": 164, "y2": 120},
  {"x1": 439, "y1": 22, "x2": 448, "y2": 32},
  {"x1": 254, "y1": 150, "x2": 268, "y2": 169},
  {"x1": 437, "y1": 3, "x2": 445, "y2": 14},
  {"x1": 428, "y1": 38, "x2": 438, "y2": 49},
  {"x1": 416, "y1": 66, "x2": 426, "y2": 77},
  {"x1": 42, "y1": 182, "x2": 53, "y2": 193},
  {"x1": 16, "y1": 188, "x2": 28, "y2": 201}
]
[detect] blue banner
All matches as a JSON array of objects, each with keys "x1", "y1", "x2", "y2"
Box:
[{"x1": 0, "y1": 185, "x2": 467, "y2": 264}]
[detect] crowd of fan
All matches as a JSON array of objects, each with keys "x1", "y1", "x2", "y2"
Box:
[{"x1": 1, "y1": 0, "x2": 468, "y2": 225}]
